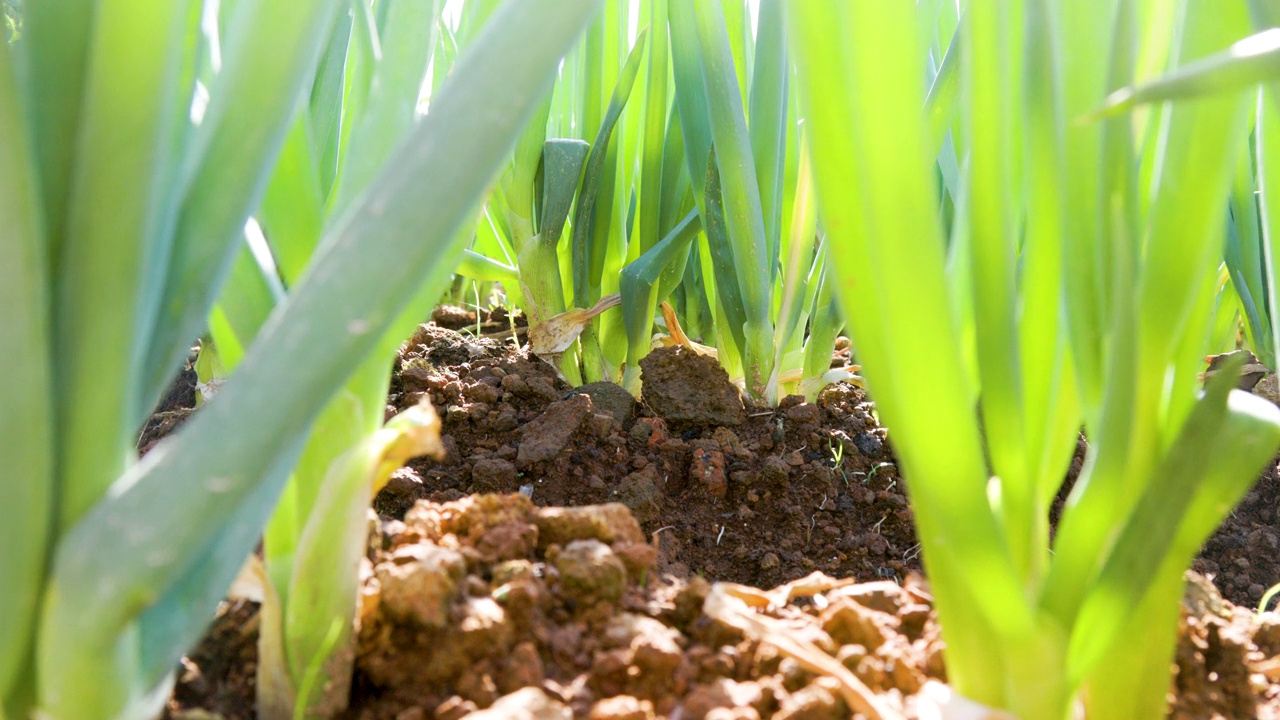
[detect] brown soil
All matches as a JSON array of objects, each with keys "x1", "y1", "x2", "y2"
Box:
[
  {"x1": 158, "y1": 324, "x2": 1280, "y2": 719},
  {"x1": 137, "y1": 347, "x2": 198, "y2": 455}
]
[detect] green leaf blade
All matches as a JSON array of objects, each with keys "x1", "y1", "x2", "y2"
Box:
[
  {"x1": 691, "y1": 0, "x2": 774, "y2": 397},
  {"x1": 0, "y1": 36, "x2": 54, "y2": 713},
  {"x1": 54, "y1": 0, "x2": 197, "y2": 531}
]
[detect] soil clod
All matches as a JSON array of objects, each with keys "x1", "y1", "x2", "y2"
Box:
[{"x1": 640, "y1": 347, "x2": 745, "y2": 427}]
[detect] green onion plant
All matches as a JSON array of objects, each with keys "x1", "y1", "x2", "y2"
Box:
[
  {"x1": 0, "y1": 1, "x2": 597, "y2": 719},
  {"x1": 196, "y1": 1, "x2": 463, "y2": 716},
  {"x1": 788, "y1": 1, "x2": 1280, "y2": 718},
  {"x1": 455, "y1": 0, "x2": 855, "y2": 404}
]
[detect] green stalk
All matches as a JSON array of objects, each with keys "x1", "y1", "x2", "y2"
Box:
[
  {"x1": 21, "y1": 0, "x2": 93, "y2": 269},
  {"x1": 260, "y1": 116, "x2": 325, "y2": 287},
  {"x1": 54, "y1": 0, "x2": 195, "y2": 534},
  {"x1": 1226, "y1": 151, "x2": 1272, "y2": 366},
  {"x1": 571, "y1": 27, "x2": 648, "y2": 382},
  {"x1": 1058, "y1": 0, "x2": 1120, "y2": 423},
  {"x1": 787, "y1": 0, "x2": 1032, "y2": 637},
  {"x1": 512, "y1": 134, "x2": 577, "y2": 327},
  {"x1": 771, "y1": 133, "x2": 819, "y2": 398},
  {"x1": 793, "y1": 1, "x2": 1280, "y2": 717},
  {"x1": 1017, "y1": 0, "x2": 1082, "y2": 584},
  {"x1": 0, "y1": 35, "x2": 52, "y2": 719},
  {"x1": 309, "y1": 11, "x2": 354, "y2": 197},
  {"x1": 748, "y1": 0, "x2": 787, "y2": 286},
  {"x1": 690, "y1": 0, "x2": 774, "y2": 400},
  {"x1": 634, "y1": 0, "x2": 670, "y2": 260},
  {"x1": 1259, "y1": 86, "x2": 1280, "y2": 374},
  {"x1": 620, "y1": 208, "x2": 702, "y2": 392},
  {"x1": 253, "y1": 2, "x2": 440, "y2": 715},
  {"x1": 788, "y1": 2, "x2": 1062, "y2": 713},
  {"x1": 965, "y1": 0, "x2": 1033, "y2": 578}
]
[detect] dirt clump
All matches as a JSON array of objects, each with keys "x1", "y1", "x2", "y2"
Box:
[
  {"x1": 353, "y1": 496, "x2": 1280, "y2": 719},
  {"x1": 1171, "y1": 573, "x2": 1280, "y2": 719},
  {"x1": 384, "y1": 326, "x2": 915, "y2": 592},
  {"x1": 518, "y1": 395, "x2": 596, "y2": 468},
  {"x1": 351, "y1": 494, "x2": 941, "y2": 719},
  {"x1": 572, "y1": 381, "x2": 639, "y2": 427},
  {"x1": 168, "y1": 496, "x2": 1280, "y2": 719},
  {"x1": 639, "y1": 346, "x2": 745, "y2": 427}
]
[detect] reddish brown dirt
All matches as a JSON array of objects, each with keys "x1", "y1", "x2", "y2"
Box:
[
  {"x1": 381, "y1": 327, "x2": 917, "y2": 593},
  {"x1": 137, "y1": 347, "x2": 198, "y2": 455},
  {"x1": 164, "y1": 600, "x2": 258, "y2": 720},
  {"x1": 157, "y1": 323, "x2": 1280, "y2": 718}
]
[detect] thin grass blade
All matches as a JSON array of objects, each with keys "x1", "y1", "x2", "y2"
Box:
[{"x1": 1097, "y1": 27, "x2": 1280, "y2": 115}]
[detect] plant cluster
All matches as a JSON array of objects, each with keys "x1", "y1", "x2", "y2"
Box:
[{"x1": 451, "y1": 0, "x2": 853, "y2": 406}]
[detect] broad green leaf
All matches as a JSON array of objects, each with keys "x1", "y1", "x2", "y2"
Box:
[
  {"x1": 55, "y1": 0, "x2": 197, "y2": 534},
  {"x1": 0, "y1": 35, "x2": 52, "y2": 712},
  {"x1": 539, "y1": 139, "x2": 591, "y2": 248},
  {"x1": 21, "y1": 0, "x2": 94, "y2": 265}
]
